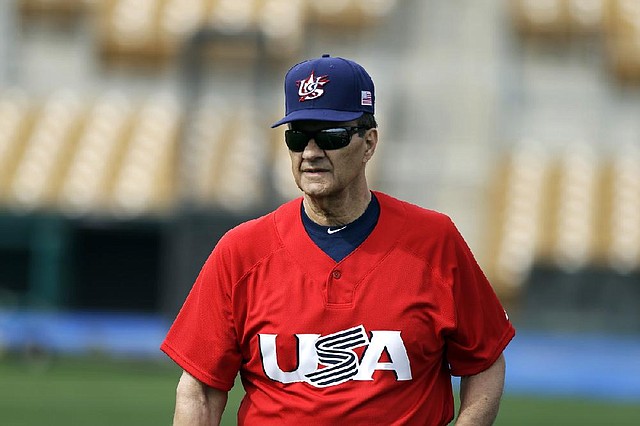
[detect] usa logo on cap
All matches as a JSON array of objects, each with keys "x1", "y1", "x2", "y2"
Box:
[{"x1": 297, "y1": 71, "x2": 330, "y2": 102}]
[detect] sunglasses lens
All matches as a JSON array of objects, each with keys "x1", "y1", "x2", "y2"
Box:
[
  {"x1": 285, "y1": 128, "x2": 361, "y2": 152},
  {"x1": 285, "y1": 130, "x2": 309, "y2": 152},
  {"x1": 315, "y1": 129, "x2": 350, "y2": 150}
]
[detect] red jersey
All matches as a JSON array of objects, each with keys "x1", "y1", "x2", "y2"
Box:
[{"x1": 161, "y1": 191, "x2": 515, "y2": 425}]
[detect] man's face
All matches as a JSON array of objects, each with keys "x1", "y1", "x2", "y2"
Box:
[{"x1": 287, "y1": 120, "x2": 377, "y2": 199}]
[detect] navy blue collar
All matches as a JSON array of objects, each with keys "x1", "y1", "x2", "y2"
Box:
[{"x1": 301, "y1": 194, "x2": 380, "y2": 262}]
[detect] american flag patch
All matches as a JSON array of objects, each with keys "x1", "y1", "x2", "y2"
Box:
[{"x1": 361, "y1": 91, "x2": 372, "y2": 106}]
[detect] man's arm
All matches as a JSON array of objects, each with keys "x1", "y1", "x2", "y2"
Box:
[
  {"x1": 455, "y1": 353, "x2": 506, "y2": 426},
  {"x1": 173, "y1": 370, "x2": 228, "y2": 426}
]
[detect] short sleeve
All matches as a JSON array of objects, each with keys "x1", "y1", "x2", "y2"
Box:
[
  {"x1": 160, "y1": 241, "x2": 242, "y2": 391},
  {"x1": 444, "y1": 220, "x2": 515, "y2": 376}
]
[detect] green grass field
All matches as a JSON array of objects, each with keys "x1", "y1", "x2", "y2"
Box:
[{"x1": 1, "y1": 355, "x2": 639, "y2": 425}]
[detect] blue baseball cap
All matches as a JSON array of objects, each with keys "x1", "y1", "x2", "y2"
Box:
[{"x1": 271, "y1": 54, "x2": 375, "y2": 128}]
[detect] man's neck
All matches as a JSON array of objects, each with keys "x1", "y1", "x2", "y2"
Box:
[{"x1": 303, "y1": 189, "x2": 372, "y2": 227}]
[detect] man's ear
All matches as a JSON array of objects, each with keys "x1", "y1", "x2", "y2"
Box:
[{"x1": 363, "y1": 128, "x2": 378, "y2": 163}]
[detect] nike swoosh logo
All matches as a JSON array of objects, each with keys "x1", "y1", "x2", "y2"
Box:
[{"x1": 327, "y1": 226, "x2": 347, "y2": 234}]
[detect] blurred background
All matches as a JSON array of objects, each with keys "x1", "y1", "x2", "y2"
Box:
[{"x1": 0, "y1": 0, "x2": 639, "y2": 424}]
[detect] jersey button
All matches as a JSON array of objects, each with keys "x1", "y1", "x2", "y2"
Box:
[{"x1": 332, "y1": 270, "x2": 342, "y2": 279}]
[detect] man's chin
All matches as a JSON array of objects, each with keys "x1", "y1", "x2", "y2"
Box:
[{"x1": 299, "y1": 183, "x2": 334, "y2": 199}]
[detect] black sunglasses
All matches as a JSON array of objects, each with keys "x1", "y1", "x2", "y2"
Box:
[{"x1": 285, "y1": 127, "x2": 368, "y2": 152}]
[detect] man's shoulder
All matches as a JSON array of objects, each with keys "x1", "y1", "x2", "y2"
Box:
[
  {"x1": 218, "y1": 198, "x2": 300, "y2": 252},
  {"x1": 375, "y1": 191, "x2": 454, "y2": 231},
  {"x1": 221, "y1": 210, "x2": 276, "y2": 247},
  {"x1": 375, "y1": 192, "x2": 464, "y2": 266}
]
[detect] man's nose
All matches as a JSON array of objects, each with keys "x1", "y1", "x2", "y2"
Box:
[{"x1": 302, "y1": 138, "x2": 325, "y2": 158}]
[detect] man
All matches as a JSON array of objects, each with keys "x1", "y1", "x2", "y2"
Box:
[{"x1": 162, "y1": 54, "x2": 515, "y2": 425}]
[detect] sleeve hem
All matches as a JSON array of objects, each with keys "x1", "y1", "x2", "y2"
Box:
[
  {"x1": 450, "y1": 325, "x2": 516, "y2": 377},
  {"x1": 160, "y1": 341, "x2": 235, "y2": 392}
]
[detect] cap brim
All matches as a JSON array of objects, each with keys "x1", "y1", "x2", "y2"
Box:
[{"x1": 271, "y1": 109, "x2": 364, "y2": 128}]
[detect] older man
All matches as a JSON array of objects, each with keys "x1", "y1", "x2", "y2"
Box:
[{"x1": 162, "y1": 54, "x2": 515, "y2": 425}]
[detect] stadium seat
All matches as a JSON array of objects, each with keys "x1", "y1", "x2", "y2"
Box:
[
  {"x1": 0, "y1": 89, "x2": 31, "y2": 202},
  {"x1": 550, "y1": 145, "x2": 599, "y2": 271},
  {"x1": 258, "y1": 0, "x2": 305, "y2": 58},
  {"x1": 606, "y1": 0, "x2": 640, "y2": 36},
  {"x1": 98, "y1": 0, "x2": 305, "y2": 61},
  {"x1": 183, "y1": 99, "x2": 294, "y2": 211},
  {"x1": 306, "y1": 0, "x2": 398, "y2": 28},
  {"x1": 110, "y1": 94, "x2": 181, "y2": 216},
  {"x1": 605, "y1": 0, "x2": 640, "y2": 81},
  {"x1": 159, "y1": 0, "x2": 209, "y2": 56},
  {"x1": 0, "y1": 92, "x2": 287, "y2": 215},
  {"x1": 208, "y1": 0, "x2": 257, "y2": 33},
  {"x1": 489, "y1": 144, "x2": 550, "y2": 291},
  {"x1": 204, "y1": 107, "x2": 267, "y2": 211},
  {"x1": 99, "y1": 0, "x2": 163, "y2": 60},
  {"x1": 182, "y1": 98, "x2": 235, "y2": 206},
  {"x1": 511, "y1": 0, "x2": 568, "y2": 35},
  {"x1": 511, "y1": 0, "x2": 607, "y2": 35},
  {"x1": 7, "y1": 91, "x2": 85, "y2": 211},
  {"x1": 21, "y1": 0, "x2": 391, "y2": 62},
  {"x1": 607, "y1": 145, "x2": 640, "y2": 272},
  {"x1": 566, "y1": 0, "x2": 605, "y2": 33},
  {"x1": 59, "y1": 91, "x2": 133, "y2": 215}
]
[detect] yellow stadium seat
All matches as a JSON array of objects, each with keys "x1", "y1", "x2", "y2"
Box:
[
  {"x1": 306, "y1": 0, "x2": 398, "y2": 28},
  {"x1": 59, "y1": 91, "x2": 133, "y2": 215},
  {"x1": 566, "y1": 0, "x2": 605, "y2": 34},
  {"x1": 208, "y1": 107, "x2": 267, "y2": 211},
  {"x1": 488, "y1": 144, "x2": 550, "y2": 292},
  {"x1": 183, "y1": 99, "x2": 291, "y2": 210},
  {"x1": 98, "y1": 0, "x2": 164, "y2": 61},
  {"x1": 157, "y1": 0, "x2": 214, "y2": 58},
  {"x1": 0, "y1": 90, "x2": 32, "y2": 202},
  {"x1": 258, "y1": 0, "x2": 305, "y2": 58},
  {"x1": 607, "y1": 145, "x2": 640, "y2": 272},
  {"x1": 182, "y1": 98, "x2": 235, "y2": 205},
  {"x1": 605, "y1": 0, "x2": 640, "y2": 36},
  {"x1": 7, "y1": 91, "x2": 85, "y2": 211},
  {"x1": 604, "y1": 0, "x2": 640, "y2": 80},
  {"x1": 549, "y1": 145, "x2": 600, "y2": 271},
  {"x1": 511, "y1": 0, "x2": 569, "y2": 36},
  {"x1": 110, "y1": 94, "x2": 181, "y2": 216}
]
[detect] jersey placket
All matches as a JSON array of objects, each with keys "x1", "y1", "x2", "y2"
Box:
[
  {"x1": 275, "y1": 194, "x2": 407, "y2": 309},
  {"x1": 326, "y1": 267, "x2": 354, "y2": 306}
]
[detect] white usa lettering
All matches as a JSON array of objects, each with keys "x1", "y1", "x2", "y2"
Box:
[{"x1": 259, "y1": 325, "x2": 412, "y2": 388}]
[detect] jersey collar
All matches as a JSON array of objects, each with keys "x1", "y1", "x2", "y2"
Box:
[{"x1": 274, "y1": 191, "x2": 408, "y2": 290}]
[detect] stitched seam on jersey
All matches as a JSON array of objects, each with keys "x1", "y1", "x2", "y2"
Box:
[
  {"x1": 402, "y1": 234, "x2": 450, "y2": 289},
  {"x1": 231, "y1": 246, "x2": 283, "y2": 292},
  {"x1": 325, "y1": 302, "x2": 355, "y2": 310},
  {"x1": 372, "y1": 200, "x2": 451, "y2": 295},
  {"x1": 349, "y1": 237, "x2": 403, "y2": 297},
  {"x1": 231, "y1": 212, "x2": 286, "y2": 291},
  {"x1": 347, "y1": 199, "x2": 408, "y2": 298},
  {"x1": 224, "y1": 213, "x2": 287, "y2": 350},
  {"x1": 394, "y1": 210, "x2": 455, "y2": 333},
  {"x1": 400, "y1": 215, "x2": 452, "y2": 295},
  {"x1": 270, "y1": 204, "x2": 320, "y2": 298},
  {"x1": 228, "y1": 245, "x2": 287, "y2": 340}
]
